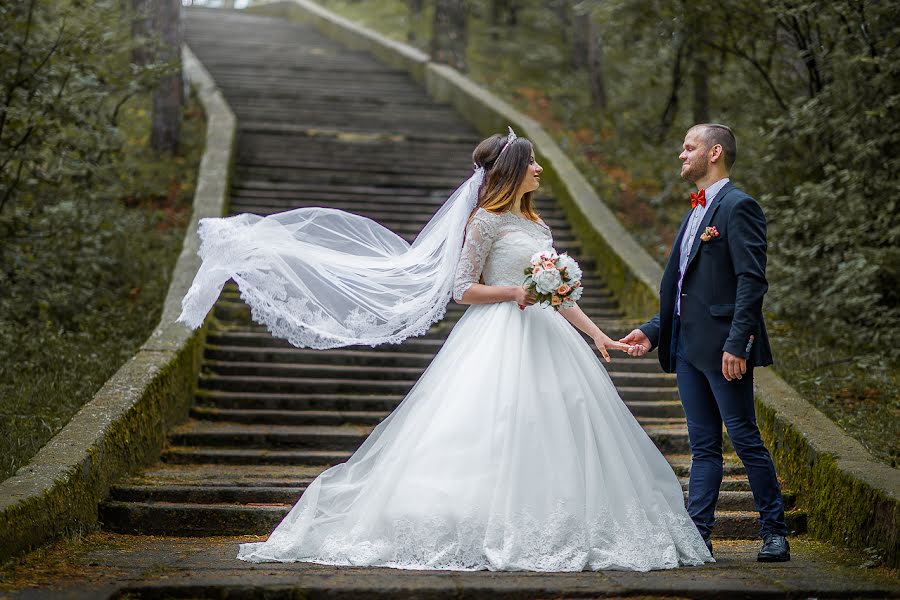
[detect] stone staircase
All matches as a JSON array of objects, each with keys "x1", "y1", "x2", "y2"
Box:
[{"x1": 99, "y1": 8, "x2": 804, "y2": 544}]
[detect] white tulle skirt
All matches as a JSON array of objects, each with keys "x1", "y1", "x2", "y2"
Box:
[{"x1": 236, "y1": 301, "x2": 714, "y2": 571}]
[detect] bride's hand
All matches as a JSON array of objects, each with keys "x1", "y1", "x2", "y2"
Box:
[
  {"x1": 593, "y1": 333, "x2": 630, "y2": 363},
  {"x1": 512, "y1": 285, "x2": 536, "y2": 310}
]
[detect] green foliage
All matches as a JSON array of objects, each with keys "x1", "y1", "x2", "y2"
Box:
[
  {"x1": 761, "y1": 1, "x2": 900, "y2": 360},
  {"x1": 0, "y1": 0, "x2": 171, "y2": 217},
  {"x1": 0, "y1": 95, "x2": 204, "y2": 481},
  {"x1": 0, "y1": 0, "x2": 203, "y2": 481}
]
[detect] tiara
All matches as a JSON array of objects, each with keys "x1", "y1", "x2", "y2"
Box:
[{"x1": 497, "y1": 126, "x2": 517, "y2": 158}]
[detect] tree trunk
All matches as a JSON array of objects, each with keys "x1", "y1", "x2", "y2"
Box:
[
  {"x1": 131, "y1": 0, "x2": 154, "y2": 65},
  {"x1": 691, "y1": 52, "x2": 710, "y2": 124},
  {"x1": 584, "y1": 16, "x2": 607, "y2": 110},
  {"x1": 150, "y1": 0, "x2": 182, "y2": 153},
  {"x1": 571, "y1": 8, "x2": 588, "y2": 69},
  {"x1": 431, "y1": 0, "x2": 467, "y2": 71},
  {"x1": 407, "y1": 0, "x2": 424, "y2": 44},
  {"x1": 658, "y1": 31, "x2": 686, "y2": 141}
]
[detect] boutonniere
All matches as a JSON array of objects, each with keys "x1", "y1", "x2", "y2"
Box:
[{"x1": 700, "y1": 226, "x2": 719, "y2": 242}]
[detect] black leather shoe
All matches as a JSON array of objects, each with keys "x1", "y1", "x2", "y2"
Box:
[
  {"x1": 757, "y1": 534, "x2": 790, "y2": 562},
  {"x1": 704, "y1": 537, "x2": 713, "y2": 557}
]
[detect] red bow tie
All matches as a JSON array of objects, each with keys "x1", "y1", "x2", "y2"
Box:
[{"x1": 690, "y1": 188, "x2": 706, "y2": 209}]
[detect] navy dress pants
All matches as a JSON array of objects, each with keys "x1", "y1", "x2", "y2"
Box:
[{"x1": 673, "y1": 315, "x2": 787, "y2": 540}]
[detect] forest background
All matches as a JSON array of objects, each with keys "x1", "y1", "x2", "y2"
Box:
[{"x1": 0, "y1": 0, "x2": 203, "y2": 480}]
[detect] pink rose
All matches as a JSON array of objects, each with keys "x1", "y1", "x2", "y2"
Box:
[
  {"x1": 542, "y1": 260, "x2": 556, "y2": 270},
  {"x1": 557, "y1": 284, "x2": 571, "y2": 294},
  {"x1": 551, "y1": 296, "x2": 562, "y2": 306}
]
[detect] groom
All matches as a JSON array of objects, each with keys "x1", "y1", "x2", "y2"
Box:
[{"x1": 620, "y1": 124, "x2": 789, "y2": 562}]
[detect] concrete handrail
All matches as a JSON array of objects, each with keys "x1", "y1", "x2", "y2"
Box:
[
  {"x1": 250, "y1": 0, "x2": 899, "y2": 566},
  {"x1": 0, "y1": 46, "x2": 235, "y2": 565}
]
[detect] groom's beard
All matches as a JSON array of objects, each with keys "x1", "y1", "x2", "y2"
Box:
[{"x1": 681, "y1": 160, "x2": 708, "y2": 184}]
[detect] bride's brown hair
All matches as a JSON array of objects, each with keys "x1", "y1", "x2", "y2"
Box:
[{"x1": 470, "y1": 134, "x2": 540, "y2": 222}]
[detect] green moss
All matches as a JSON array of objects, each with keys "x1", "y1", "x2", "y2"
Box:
[{"x1": 756, "y1": 398, "x2": 899, "y2": 568}]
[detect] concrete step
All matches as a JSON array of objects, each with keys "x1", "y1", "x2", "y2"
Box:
[
  {"x1": 190, "y1": 405, "x2": 392, "y2": 426},
  {"x1": 202, "y1": 345, "x2": 662, "y2": 372},
  {"x1": 166, "y1": 420, "x2": 691, "y2": 455},
  {"x1": 161, "y1": 447, "x2": 353, "y2": 466},
  {"x1": 99, "y1": 499, "x2": 805, "y2": 538},
  {"x1": 195, "y1": 389, "x2": 406, "y2": 411},
  {"x1": 199, "y1": 361, "x2": 673, "y2": 387},
  {"x1": 196, "y1": 372, "x2": 676, "y2": 396},
  {"x1": 168, "y1": 422, "x2": 373, "y2": 450},
  {"x1": 189, "y1": 405, "x2": 685, "y2": 429}
]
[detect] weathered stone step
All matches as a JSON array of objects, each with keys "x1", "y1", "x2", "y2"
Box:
[
  {"x1": 202, "y1": 345, "x2": 659, "y2": 372},
  {"x1": 197, "y1": 371, "x2": 675, "y2": 395},
  {"x1": 161, "y1": 447, "x2": 352, "y2": 466},
  {"x1": 168, "y1": 422, "x2": 373, "y2": 450},
  {"x1": 196, "y1": 388, "x2": 679, "y2": 413},
  {"x1": 234, "y1": 157, "x2": 471, "y2": 178},
  {"x1": 195, "y1": 389, "x2": 405, "y2": 411},
  {"x1": 108, "y1": 484, "x2": 303, "y2": 504},
  {"x1": 667, "y1": 454, "x2": 746, "y2": 478},
  {"x1": 238, "y1": 122, "x2": 475, "y2": 145},
  {"x1": 135, "y1": 463, "x2": 327, "y2": 485},
  {"x1": 191, "y1": 405, "x2": 391, "y2": 426},
  {"x1": 99, "y1": 498, "x2": 804, "y2": 538},
  {"x1": 190, "y1": 405, "x2": 684, "y2": 429},
  {"x1": 200, "y1": 358, "x2": 667, "y2": 384},
  {"x1": 105, "y1": 481, "x2": 792, "y2": 512},
  {"x1": 99, "y1": 500, "x2": 287, "y2": 536},
  {"x1": 209, "y1": 304, "x2": 623, "y2": 326},
  {"x1": 169, "y1": 420, "x2": 690, "y2": 455},
  {"x1": 209, "y1": 318, "x2": 639, "y2": 346}
]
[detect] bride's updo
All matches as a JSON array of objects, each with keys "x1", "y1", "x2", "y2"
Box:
[{"x1": 471, "y1": 133, "x2": 540, "y2": 222}]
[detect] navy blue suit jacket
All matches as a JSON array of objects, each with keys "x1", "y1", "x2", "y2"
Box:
[{"x1": 640, "y1": 182, "x2": 774, "y2": 373}]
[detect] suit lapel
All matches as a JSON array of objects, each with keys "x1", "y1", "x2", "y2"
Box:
[{"x1": 683, "y1": 182, "x2": 733, "y2": 275}]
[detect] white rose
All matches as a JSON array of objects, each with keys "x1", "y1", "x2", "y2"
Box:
[
  {"x1": 556, "y1": 254, "x2": 582, "y2": 282},
  {"x1": 533, "y1": 268, "x2": 562, "y2": 294}
]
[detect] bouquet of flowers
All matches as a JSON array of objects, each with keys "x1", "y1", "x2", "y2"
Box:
[{"x1": 523, "y1": 249, "x2": 583, "y2": 310}]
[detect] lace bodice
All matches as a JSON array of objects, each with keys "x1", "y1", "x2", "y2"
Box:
[{"x1": 452, "y1": 208, "x2": 554, "y2": 301}]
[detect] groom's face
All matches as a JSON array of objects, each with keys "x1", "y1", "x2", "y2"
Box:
[{"x1": 679, "y1": 130, "x2": 709, "y2": 183}]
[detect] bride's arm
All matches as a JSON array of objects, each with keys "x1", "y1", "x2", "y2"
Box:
[
  {"x1": 457, "y1": 283, "x2": 532, "y2": 305},
  {"x1": 560, "y1": 303, "x2": 629, "y2": 362},
  {"x1": 453, "y1": 213, "x2": 535, "y2": 307}
]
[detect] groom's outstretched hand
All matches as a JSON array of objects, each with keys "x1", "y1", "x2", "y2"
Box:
[
  {"x1": 722, "y1": 351, "x2": 747, "y2": 381},
  {"x1": 619, "y1": 329, "x2": 651, "y2": 357}
]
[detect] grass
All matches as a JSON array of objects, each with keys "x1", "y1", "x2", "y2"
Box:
[
  {"x1": 308, "y1": 0, "x2": 899, "y2": 467},
  {"x1": 0, "y1": 94, "x2": 206, "y2": 482}
]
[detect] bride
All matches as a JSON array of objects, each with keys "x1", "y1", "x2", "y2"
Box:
[{"x1": 177, "y1": 129, "x2": 714, "y2": 572}]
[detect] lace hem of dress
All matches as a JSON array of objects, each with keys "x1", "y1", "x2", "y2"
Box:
[
  {"x1": 236, "y1": 499, "x2": 713, "y2": 572},
  {"x1": 179, "y1": 216, "x2": 453, "y2": 349},
  {"x1": 237, "y1": 282, "x2": 450, "y2": 350}
]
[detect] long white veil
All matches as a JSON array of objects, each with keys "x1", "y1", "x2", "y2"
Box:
[{"x1": 176, "y1": 167, "x2": 484, "y2": 349}]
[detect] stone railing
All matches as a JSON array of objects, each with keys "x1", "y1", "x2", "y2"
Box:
[
  {"x1": 0, "y1": 46, "x2": 235, "y2": 565},
  {"x1": 250, "y1": 0, "x2": 899, "y2": 567}
]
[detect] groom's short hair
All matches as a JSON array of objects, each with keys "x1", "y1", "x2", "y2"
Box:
[{"x1": 691, "y1": 124, "x2": 736, "y2": 170}]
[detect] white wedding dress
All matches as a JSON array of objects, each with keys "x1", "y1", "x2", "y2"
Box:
[{"x1": 236, "y1": 207, "x2": 714, "y2": 571}]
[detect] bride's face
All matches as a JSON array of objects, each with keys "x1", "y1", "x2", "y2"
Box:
[{"x1": 516, "y1": 152, "x2": 543, "y2": 196}]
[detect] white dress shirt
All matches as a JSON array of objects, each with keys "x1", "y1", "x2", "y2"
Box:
[{"x1": 676, "y1": 177, "x2": 730, "y2": 315}]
